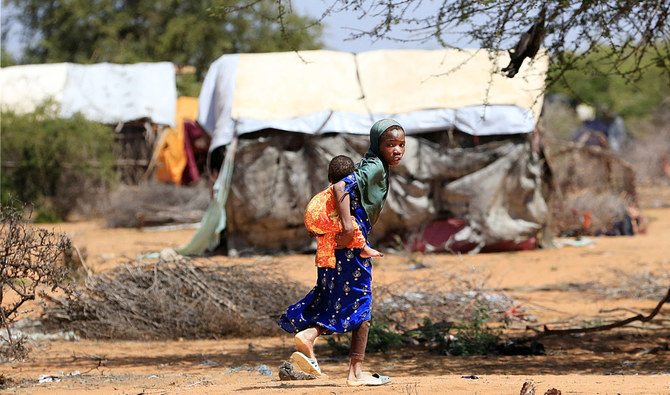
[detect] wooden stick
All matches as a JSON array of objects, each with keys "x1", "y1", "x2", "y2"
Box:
[{"x1": 516, "y1": 285, "x2": 670, "y2": 342}]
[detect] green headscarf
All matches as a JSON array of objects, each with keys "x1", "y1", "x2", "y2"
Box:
[{"x1": 353, "y1": 119, "x2": 403, "y2": 225}]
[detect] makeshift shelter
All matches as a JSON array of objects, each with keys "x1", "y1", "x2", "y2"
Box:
[
  {"x1": 181, "y1": 49, "x2": 551, "y2": 255},
  {"x1": 1, "y1": 62, "x2": 177, "y2": 183},
  {"x1": 0, "y1": 62, "x2": 176, "y2": 125}
]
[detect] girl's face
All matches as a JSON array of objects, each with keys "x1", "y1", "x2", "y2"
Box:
[{"x1": 379, "y1": 128, "x2": 406, "y2": 166}]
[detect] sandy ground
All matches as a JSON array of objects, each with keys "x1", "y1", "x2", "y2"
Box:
[{"x1": 3, "y1": 188, "x2": 670, "y2": 394}]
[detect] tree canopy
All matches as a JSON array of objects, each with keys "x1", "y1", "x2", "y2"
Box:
[
  {"x1": 2, "y1": 0, "x2": 323, "y2": 79},
  {"x1": 290, "y1": 0, "x2": 669, "y2": 86},
  {"x1": 547, "y1": 45, "x2": 670, "y2": 120},
  {"x1": 3, "y1": 1, "x2": 668, "y2": 115}
]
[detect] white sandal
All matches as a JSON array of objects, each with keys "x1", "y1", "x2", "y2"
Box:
[
  {"x1": 346, "y1": 373, "x2": 392, "y2": 386},
  {"x1": 291, "y1": 351, "x2": 324, "y2": 377}
]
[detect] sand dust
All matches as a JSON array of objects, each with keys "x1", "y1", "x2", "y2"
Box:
[{"x1": 3, "y1": 195, "x2": 670, "y2": 394}]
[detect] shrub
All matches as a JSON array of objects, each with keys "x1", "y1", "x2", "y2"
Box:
[
  {"x1": 366, "y1": 315, "x2": 403, "y2": 352},
  {"x1": 404, "y1": 317, "x2": 452, "y2": 354},
  {"x1": 326, "y1": 314, "x2": 404, "y2": 355},
  {"x1": 0, "y1": 200, "x2": 72, "y2": 361},
  {"x1": 447, "y1": 299, "x2": 501, "y2": 356},
  {"x1": 1, "y1": 104, "x2": 117, "y2": 221}
]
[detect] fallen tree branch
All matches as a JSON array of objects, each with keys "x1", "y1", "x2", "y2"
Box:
[
  {"x1": 599, "y1": 307, "x2": 643, "y2": 315},
  {"x1": 503, "y1": 283, "x2": 596, "y2": 292},
  {"x1": 516, "y1": 285, "x2": 670, "y2": 343}
]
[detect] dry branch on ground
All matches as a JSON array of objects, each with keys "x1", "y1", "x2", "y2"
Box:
[
  {"x1": 41, "y1": 258, "x2": 305, "y2": 339},
  {"x1": 518, "y1": 285, "x2": 670, "y2": 342}
]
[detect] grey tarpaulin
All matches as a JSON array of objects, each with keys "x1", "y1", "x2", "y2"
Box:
[{"x1": 222, "y1": 131, "x2": 549, "y2": 254}]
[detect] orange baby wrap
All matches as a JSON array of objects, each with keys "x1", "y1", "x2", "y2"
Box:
[{"x1": 304, "y1": 186, "x2": 367, "y2": 268}]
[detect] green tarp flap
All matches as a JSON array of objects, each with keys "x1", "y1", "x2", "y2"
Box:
[{"x1": 177, "y1": 137, "x2": 237, "y2": 255}]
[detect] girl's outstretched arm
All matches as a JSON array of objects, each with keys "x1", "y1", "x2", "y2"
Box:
[{"x1": 333, "y1": 180, "x2": 354, "y2": 248}]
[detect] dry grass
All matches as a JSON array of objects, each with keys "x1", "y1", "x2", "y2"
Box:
[
  {"x1": 40, "y1": 258, "x2": 304, "y2": 340},
  {"x1": 596, "y1": 270, "x2": 670, "y2": 300},
  {"x1": 375, "y1": 268, "x2": 522, "y2": 331},
  {"x1": 39, "y1": 256, "x2": 527, "y2": 341}
]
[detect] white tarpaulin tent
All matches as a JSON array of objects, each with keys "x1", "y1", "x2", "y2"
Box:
[
  {"x1": 180, "y1": 48, "x2": 552, "y2": 256},
  {"x1": 198, "y1": 49, "x2": 548, "y2": 150},
  {"x1": 0, "y1": 62, "x2": 177, "y2": 126}
]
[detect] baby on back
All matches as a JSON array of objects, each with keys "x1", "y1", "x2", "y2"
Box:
[{"x1": 304, "y1": 155, "x2": 383, "y2": 268}]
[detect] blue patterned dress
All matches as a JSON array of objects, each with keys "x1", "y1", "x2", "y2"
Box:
[{"x1": 279, "y1": 174, "x2": 373, "y2": 334}]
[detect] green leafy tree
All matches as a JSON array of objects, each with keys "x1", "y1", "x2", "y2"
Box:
[
  {"x1": 3, "y1": 0, "x2": 323, "y2": 79},
  {"x1": 1, "y1": 104, "x2": 117, "y2": 221},
  {"x1": 1, "y1": 49, "x2": 16, "y2": 67},
  {"x1": 548, "y1": 45, "x2": 670, "y2": 120}
]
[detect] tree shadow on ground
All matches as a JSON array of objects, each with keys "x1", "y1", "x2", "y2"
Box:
[{"x1": 26, "y1": 329, "x2": 668, "y2": 378}]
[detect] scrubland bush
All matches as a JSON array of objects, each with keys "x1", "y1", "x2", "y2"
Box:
[
  {"x1": 1, "y1": 104, "x2": 116, "y2": 221},
  {"x1": 0, "y1": 201, "x2": 72, "y2": 361}
]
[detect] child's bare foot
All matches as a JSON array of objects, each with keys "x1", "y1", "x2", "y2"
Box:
[{"x1": 360, "y1": 245, "x2": 383, "y2": 258}]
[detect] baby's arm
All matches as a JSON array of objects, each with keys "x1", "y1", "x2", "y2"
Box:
[{"x1": 333, "y1": 180, "x2": 354, "y2": 248}]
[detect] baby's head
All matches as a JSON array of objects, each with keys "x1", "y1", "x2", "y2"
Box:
[{"x1": 328, "y1": 155, "x2": 355, "y2": 184}]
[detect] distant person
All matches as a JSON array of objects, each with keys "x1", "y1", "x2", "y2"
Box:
[
  {"x1": 573, "y1": 104, "x2": 627, "y2": 152},
  {"x1": 304, "y1": 155, "x2": 383, "y2": 269},
  {"x1": 279, "y1": 119, "x2": 406, "y2": 387}
]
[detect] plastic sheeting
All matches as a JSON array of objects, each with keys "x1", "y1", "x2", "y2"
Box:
[
  {"x1": 197, "y1": 49, "x2": 548, "y2": 150},
  {"x1": 0, "y1": 63, "x2": 69, "y2": 114},
  {"x1": 1, "y1": 62, "x2": 176, "y2": 126},
  {"x1": 221, "y1": 132, "x2": 549, "y2": 254}
]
